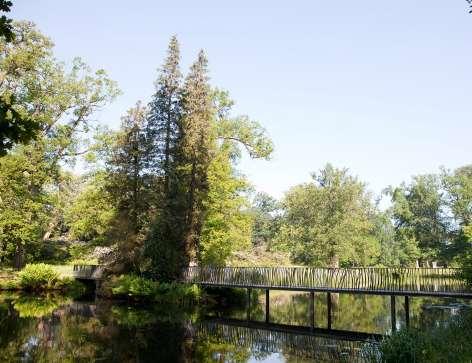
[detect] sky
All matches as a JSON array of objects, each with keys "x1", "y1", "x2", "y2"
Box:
[{"x1": 11, "y1": 1, "x2": 472, "y2": 199}]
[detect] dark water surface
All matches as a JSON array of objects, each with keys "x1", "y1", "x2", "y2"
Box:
[{"x1": 0, "y1": 291, "x2": 470, "y2": 362}]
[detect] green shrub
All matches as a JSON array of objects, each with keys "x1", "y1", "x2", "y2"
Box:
[
  {"x1": 14, "y1": 264, "x2": 85, "y2": 293},
  {"x1": 376, "y1": 310, "x2": 472, "y2": 363},
  {"x1": 18, "y1": 263, "x2": 60, "y2": 290},
  {"x1": 111, "y1": 274, "x2": 158, "y2": 298},
  {"x1": 111, "y1": 274, "x2": 202, "y2": 304}
]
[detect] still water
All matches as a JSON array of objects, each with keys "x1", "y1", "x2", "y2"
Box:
[{"x1": 0, "y1": 291, "x2": 470, "y2": 362}]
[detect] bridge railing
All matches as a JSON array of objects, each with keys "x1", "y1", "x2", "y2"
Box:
[
  {"x1": 52, "y1": 265, "x2": 104, "y2": 280},
  {"x1": 182, "y1": 267, "x2": 469, "y2": 295}
]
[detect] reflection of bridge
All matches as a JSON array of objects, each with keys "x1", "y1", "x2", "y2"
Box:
[
  {"x1": 54, "y1": 301, "x2": 381, "y2": 362},
  {"x1": 196, "y1": 317, "x2": 379, "y2": 362}
]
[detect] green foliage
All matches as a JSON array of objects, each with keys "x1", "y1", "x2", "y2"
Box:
[
  {"x1": 387, "y1": 174, "x2": 448, "y2": 265},
  {"x1": 0, "y1": 1, "x2": 14, "y2": 42},
  {"x1": 13, "y1": 294, "x2": 70, "y2": 318},
  {"x1": 111, "y1": 274, "x2": 157, "y2": 297},
  {"x1": 18, "y1": 263, "x2": 59, "y2": 290},
  {"x1": 66, "y1": 243, "x2": 99, "y2": 265},
  {"x1": 250, "y1": 192, "x2": 281, "y2": 248},
  {"x1": 0, "y1": 21, "x2": 119, "y2": 268},
  {"x1": 459, "y1": 226, "x2": 472, "y2": 284},
  {"x1": 0, "y1": 3, "x2": 38, "y2": 155},
  {"x1": 110, "y1": 274, "x2": 202, "y2": 305},
  {"x1": 276, "y1": 164, "x2": 380, "y2": 267},
  {"x1": 107, "y1": 103, "x2": 153, "y2": 236},
  {"x1": 13, "y1": 263, "x2": 85, "y2": 293},
  {"x1": 65, "y1": 172, "x2": 115, "y2": 241},
  {"x1": 199, "y1": 147, "x2": 252, "y2": 266},
  {"x1": 386, "y1": 165, "x2": 472, "y2": 266},
  {"x1": 146, "y1": 45, "x2": 215, "y2": 280},
  {"x1": 0, "y1": 149, "x2": 50, "y2": 266},
  {"x1": 0, "y1": 91, "x2": 39, "y2": 155},
  {"x1": 376, "y1": 310, "x2": 472, "y2": 363},
  {"x1": 198, "y1": 90, "x2": 273, "y2": 266},
  {"x1": 371, "y1": 210, "x2": 400, "y2": 267}
]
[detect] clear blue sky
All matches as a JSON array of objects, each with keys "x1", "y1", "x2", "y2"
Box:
[{"x1": 12, "y1": 1, "x2": 472, "y2": 198}]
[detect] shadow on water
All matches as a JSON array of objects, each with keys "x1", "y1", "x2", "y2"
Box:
[{"x1": 0, "y1": 290, "x2": 470, "y2": 362}]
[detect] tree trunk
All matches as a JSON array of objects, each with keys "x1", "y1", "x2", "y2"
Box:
[
  {"x1": 13, "y1": 244, "x2": 25, "y2": 270},
  {"x1": 328, "y1": 254, "x2": 339, "y2": 268}
]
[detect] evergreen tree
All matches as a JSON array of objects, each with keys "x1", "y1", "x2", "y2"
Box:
[
  {"x1": 146, "y1": 35, "x2": 182, "y2": 190},
  {"x1": 179, "y1": 50, "x2": 215, "y2": 263},
  {"x1": 104, "y1": 103, "x2": 160, "y2": 274},
  {"x1": 146, "y1": 50, "x2": 215, "y2": 280},
  {"x1": 107, "y1": 102, "x2": 151, "y2": 236}
]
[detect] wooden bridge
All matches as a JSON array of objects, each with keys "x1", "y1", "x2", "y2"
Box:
[
  {"x1": 64, "y1": 265, "x2": 472, "y2": 298},
  {"x1": 182, "y1": 266, "x2": 471, "y2": 297},
  {"x1": 64, "y1": 265, "x2": 472, "y2": 334},
  {"x1": 54, "y1": 265, "x2": 104, "y2": 281}
]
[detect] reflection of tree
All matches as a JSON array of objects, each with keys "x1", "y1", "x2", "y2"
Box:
[
  {"x1": 0, "y1": 295, "x2": 207, "y2": 362},
  {"x1": 193, "y1": 337, "x2": 251, "y2": 363},
  {"x1": 13, "y1": 294, "x2": 70, "y2": 318}
]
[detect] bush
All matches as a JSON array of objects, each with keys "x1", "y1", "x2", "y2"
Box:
[
  {"x1": 12, "y1": 263, "x2": 85, "y2": 293},
  {"x1": 111, "y1": 274, "x2": 158, "y2": 297},
  {"x1": 19, "y1": 263, "x2": 60, "y2": 290},
  {"x1": 110, "y1": 274, "x2": 202, "y2": 305},
  {"x1": 376, "y1": 310, "x2": 472, "y2": 363}
]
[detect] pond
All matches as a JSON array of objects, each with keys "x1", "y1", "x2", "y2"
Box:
[{"x1": 0, "y1": 291, "x2": 470, "y2": 362}]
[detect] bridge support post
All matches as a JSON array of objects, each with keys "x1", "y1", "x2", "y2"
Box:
[
  {"x1": 246, "y1": 288, "x2": 251, "y2": 321},
  {"x1": 391, "y1": 295, "x2": 396, "y2": 332},
  {"x1": 309, "y1": 291, "x2": 315, "y2": 330},
  {"x1": 265, "y1": 289, "x2": 270, "y2": 323},
  {"x1": 327, "y1": 292, "x2": 332, "y2": 330},
  {"x1": 404, "y1": 296, "x2": 410, "y2": 328}
]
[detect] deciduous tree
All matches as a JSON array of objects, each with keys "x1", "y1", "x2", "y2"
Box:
[{"x1": 276, "y1": 164, "x2": 379, "y2": 267}]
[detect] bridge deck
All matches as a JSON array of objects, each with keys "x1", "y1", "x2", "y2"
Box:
[{"x1": 183, "y1": 266, "x2": 472, "y2": 298}]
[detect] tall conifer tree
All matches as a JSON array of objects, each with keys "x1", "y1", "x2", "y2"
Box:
[
  {"x1": 108, "y1": 102, "x2": 149, "y2": 235},
  {"x1": 146, "y1": 50, "x2": 215, "y2": 280},
  {"x1": 146, "y1": 35, "x2": 182, "y2": 190},
  {"x1": 179, "y1": 50, "x2": 215, "y2": 263}
]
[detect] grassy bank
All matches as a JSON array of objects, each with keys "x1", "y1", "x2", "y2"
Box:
[{"x1": 0, "y1": 263, "x2": 85, "y2": 294}]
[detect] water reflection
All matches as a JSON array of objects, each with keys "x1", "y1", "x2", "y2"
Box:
[
  {"x1": 0, "y1": 292, "x2": 470, "y2": 362},
  {"x1": 218, "y1": 290, "x2": 472, "y2": 334}
]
